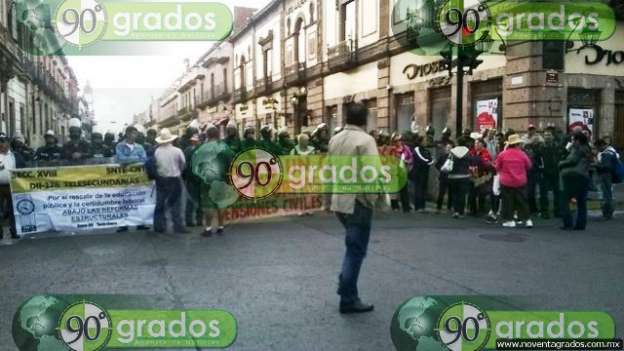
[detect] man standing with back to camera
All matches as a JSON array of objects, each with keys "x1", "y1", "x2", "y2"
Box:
[{"x1": 329, "y1": 102, "x2": 378, "y2": 314}]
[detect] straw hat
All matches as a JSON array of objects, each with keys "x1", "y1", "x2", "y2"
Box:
[
  {"x1": 155, "y1": 128, "x2": 178, "y2": 144},
  {"x1": 506, "y1": 134, "x2": 524, "y2": 146}
]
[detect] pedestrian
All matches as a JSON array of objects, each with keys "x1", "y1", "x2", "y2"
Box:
[
  {"x1": 90, "y1": 132, "x2": 114, "y2": 161},
  {"x1": 115, "y1": 126, "x2": 149, "y2": 233},
  {"x1": 329, "y1": 102, "x2": 377, "y2": 314},
  {"x1": 495, "y1": 134, "x2": 533, "y2": 228},
  {"x1": 559, "y1": 131, "x2": 593, "y2": 231},
  {"x1": 311, "y1": 123, "x2": 330, "y2": 153},
  {"x1": 411, "y1": 135, "x2": 434, "y2": 212},
  {"x1": 468, "y1": 138, "x2": 494, "y2": 217},
  {"x1": 193, "y1": 125, "x2": 235, "y2": 237},
  {"x1": 290, "y1": 134, "x2": 316, "y2": 156},
  {"x1": 0, "y1": 134, "x2": 18, "y2": 239},
  {"x1": 277, "y1": 128, "x2": 295, "y2": 155},
  {"x1": 524, "y1": 133, "x2": 545, "y2": 215},
  {"x1": 63, "y1": 119, "x2": 92, "y2": 165},
  {"x1": 152, "y1": 128, "x2": 188, "y2": 234},
  {"x1": 443, "y1": 144, "x2": 472, "y2": 218},
  {"x1": 241, "y1": 125, "x2": 257, "y2": 150},
  {"x1": 390, "y1": 132, "x2": 412, "y2": 213},
  {"x1": 541, "y1": 130, "x2": 563, "y2": 218},
  {"x1": 184, "y1": 134, "x2": 203, "y2": 227},
  {"x1": 435, "y1": 141, "x2": 454, "y2": 214},
  {"x1": 224, "y1": 122, "x2": 242, "y2": 155},
  {"x1": 34, "y1": 130, "x2": 63, "y2": 165},
  {"x1": 11, "y1": 134, "x2": 34, "y2": 167},
  {"x1": 595, "y1": 138, "x2": 619, "y2": 220}
]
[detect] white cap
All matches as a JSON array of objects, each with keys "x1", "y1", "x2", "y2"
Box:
[
  {"x1": 45, "y1": 130, "x2": 55, "y2": 137},
  {"x1": 69, "y1": 118, "x2": 81, "y2": 129}
]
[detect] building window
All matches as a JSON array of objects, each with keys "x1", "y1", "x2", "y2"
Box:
[
  {"x1": 363, "y1": 99, "x2": 378, "y2": 132},
  {"x1": 395, "y1": 93, "x2": 414, "y2": 133},
  {"x1": 211, "y1": 73, "x2": 215, "y2": 98},
  {"x1": 615, "y1": 90, "x2": 624, "y2": 150},
  {"x1": 223, "y1": 68, "x2": 228, "y2": 93},
  {"x1": 340, "y1": 0, "x2": 356, "y2": 42},
  {"x1": 309, "y1": 3, "x2": 315, "y2": 23},
  {"x1": 239, "y1": 56, "x2": 246, "y2": 90},
  {"x1": 429, "y1": 87, "x2": 452, "y2": 140},
  {"x1": 293, "y1": 18, "x2": 304, "y2": 64},
  {"x1": 264, "y1": 48, "x2": 273, "y2": 79}
]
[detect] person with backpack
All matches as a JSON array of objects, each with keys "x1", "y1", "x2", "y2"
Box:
[
  {"x1": 595, "y1": 138, "x2": 621, "y2": 220},
  {"x1": 153, "y1": 128, "x2": 188, "y2": 234}
]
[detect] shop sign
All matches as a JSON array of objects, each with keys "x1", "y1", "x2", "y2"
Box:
[
  {"x1": 578, "y1": 44, "x2": 624, "y2": 66},
  {"x1": 403, "y1": 61, "x2": 445, "y2": 80}
]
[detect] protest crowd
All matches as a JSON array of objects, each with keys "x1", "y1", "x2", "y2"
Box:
[{"x1": 0, "y1": 104, "x2": 623, "y2": 240}]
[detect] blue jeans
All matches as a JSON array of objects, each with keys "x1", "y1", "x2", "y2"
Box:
[
  {"x1": 336, "y1": 201, "x2": 373, "y2": 305},
  {"x1": 154, "y1": 177, "x2": 184, "y2": 232},
  {"x1": 561, "y1": 176, "x2": 590, "y2": 230}
]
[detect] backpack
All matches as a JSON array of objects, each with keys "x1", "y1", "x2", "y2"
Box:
[
  {"x1": 144, "y1": 146, "x2": 159, "y2": 180},
  {"x1": 612, "y1": 152, "x2": 624, "y2": 184}
]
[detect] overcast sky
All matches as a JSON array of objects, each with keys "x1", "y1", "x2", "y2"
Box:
[{"x1": 67, "y1": 0, "x2": 270, "y2": 134}]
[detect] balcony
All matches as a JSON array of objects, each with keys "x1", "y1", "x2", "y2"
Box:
[
  {"x1": 254, "y1": 77, "x2": 274, "y2": 95},
  {"x1": 284, "y1": 63, "x2": 306, "y2": 86},
  {"x1": 177, "y1": 106, "x2": 197, "y2": 121},
  {"x1": 327, "y1": 39, "x2": 359, "y2": 72},
  {"x1": 233, "y1": 88, "x2": 248, "y2": 104},
  {"x1": 198, "y1": 84, "x2": 231, "y2": 108}
]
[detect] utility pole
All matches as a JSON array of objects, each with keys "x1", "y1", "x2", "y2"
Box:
[{"x1": 441, "y1": 45, "x2": 484, "y2": 138}]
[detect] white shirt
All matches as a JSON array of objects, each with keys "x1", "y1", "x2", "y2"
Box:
[
  {"x1": 154, "y1": 144, "x2": 186, "y2": 178},
  {"x1": 0, "y1": 151, "x2": 16, "y2": 185}
]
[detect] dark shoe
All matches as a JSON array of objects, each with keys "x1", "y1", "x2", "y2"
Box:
[
  {"x1": 216, "y1": 227, "x2": 224, "y2": 236},
  {"x1": 573, "y1": 227, "x2": 586, "y2": 231},
  {"x1": 340, "y1": 301, "x2": 375, "y2": 314},
  {"x1": 117, "y1": 227, "x2": 129, "y2": 233},
  {"x1": 153, "y1": 228, "x2": 166, "y2": 234},
  {"x1": 137, "y1": 225, "x2": 150, "y2": 231},
  {"x1": 201, "y1": 229, "x2": 213, "y2": 238},
  {"x1": 176, "y1": 228, "x2": 190, "y2": 234}
]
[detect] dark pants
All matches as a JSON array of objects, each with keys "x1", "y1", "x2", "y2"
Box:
[
  {"x1": 541, "y1": 173, "x2": 561, "y2": 217},
  {"x1": 437, "y1": 177, "x2": 452, "y2": 211},
  {"x1": 527, "y1": 172, "x2": 541, "y2": 214},
  {"x1": 185, "y1": 179, "x2": 203, "y2": 226},
  {"x1": 469, "y1": 182, "x2": 490, "y2": 216},
  {"x1": 336, "y1": 201, "x2": 372, "y2": 305},
  {"x1": 501, "y1": 186, "x2": 530, "y2": 221},
  {"x1": 0, "y1": 185, "x2": 17, "y2": 238},
  {"x1": 599, "y1": 174, "x2": 614, "y2": 219},
  {"x1": 391, "y1": 184, "x2": 411, "y2": 212},
  {"x1": 412, "y1": 168, "x2": 430, "y2": 211},
  {"x1": 449, "y1": 178, "x2": 470, "y2": 215},
  {"x1": 561, "y1": 176, "x2": 590, "y2": 229},
  {"x1": 154, "y1": 177, "x2": 184, "y2": 232}
]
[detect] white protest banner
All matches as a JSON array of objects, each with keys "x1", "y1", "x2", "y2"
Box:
[{"x1": 10, "y1": 164, "x2": 155, "y2": 236}]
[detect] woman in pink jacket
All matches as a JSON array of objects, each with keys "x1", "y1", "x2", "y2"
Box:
[{"x1": 495, "y1": 134, "x2": 534, "y2": 228}]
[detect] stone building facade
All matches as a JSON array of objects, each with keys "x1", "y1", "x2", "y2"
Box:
[{"x1": 0, "y1": 0, "x2": 80, "y2": 147}]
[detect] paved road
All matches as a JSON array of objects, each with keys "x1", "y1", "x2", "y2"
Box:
[{"x1": 1, "y1": 211, "x2": 623, "y2": 351}]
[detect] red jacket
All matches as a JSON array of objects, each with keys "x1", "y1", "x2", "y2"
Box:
[{"x1": 495, "y1": 148, "x2": 533, "y2": 188}]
